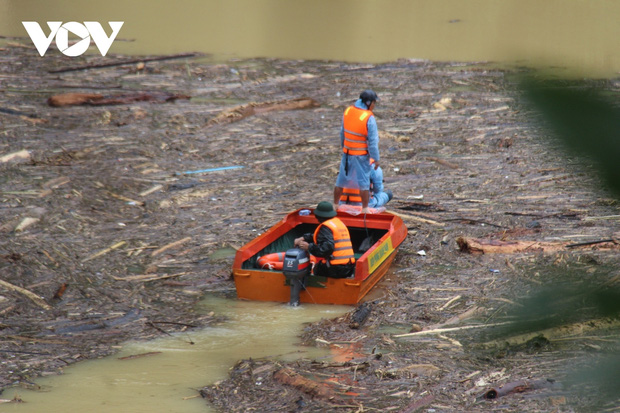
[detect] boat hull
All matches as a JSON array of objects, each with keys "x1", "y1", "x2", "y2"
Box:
[{"x1": 232, "y1": 209, "x2": 407, "y2": 305}]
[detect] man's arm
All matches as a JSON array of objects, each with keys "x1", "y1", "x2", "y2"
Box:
[
  {"x1": 308, "y1": 226, "x2": 334, "y2": 258},
  {"x1": 366, "y1": 117, "x2": 379, "y2": 166}
]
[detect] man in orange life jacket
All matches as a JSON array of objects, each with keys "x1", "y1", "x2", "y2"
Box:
[
  {"x1": 339, "y1": 158, "x2": 393, "y2": 208},
  {"x1": 334, "y1": 90, "x2": 380, "y2": 214},
  {"x1": 294, "y1": 201, "x2": 356, "y2": 279}
]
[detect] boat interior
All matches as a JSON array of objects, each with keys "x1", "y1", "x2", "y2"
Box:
[{"x1": 242, "y1": 223, "x2": 389, "y2": 270}]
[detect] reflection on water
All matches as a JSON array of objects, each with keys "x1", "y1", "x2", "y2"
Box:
[
  {"x1": 0, "y1": 0, "x2": 618, "y2": 77},
  {"x1": 0, "y1": 296, "x2": 350, "y2": 413}
]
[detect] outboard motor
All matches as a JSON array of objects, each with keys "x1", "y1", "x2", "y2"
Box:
[{"x1": 282, "y1": 247, "x2": 311, "y2": 306}]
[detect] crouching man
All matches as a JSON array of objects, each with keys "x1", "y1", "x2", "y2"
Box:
[
  {"x1": 339, "y1": 158, "x2": 393, "y2": 209},
  {"x1": 294, "y1": 201, "x2": 356, "y2": 278}
]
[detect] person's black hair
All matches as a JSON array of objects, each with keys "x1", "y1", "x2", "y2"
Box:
[{"x1": 360, "y1": 89, "x2": 378, "y2": 108}]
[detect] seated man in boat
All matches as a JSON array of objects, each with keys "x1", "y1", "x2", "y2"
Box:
[
  {"x1": 293, "y1": 201, "x2": 356, "y2": 279},
  {"x1": 338, "y1": 158, "x2": 393, "y2": 211}
]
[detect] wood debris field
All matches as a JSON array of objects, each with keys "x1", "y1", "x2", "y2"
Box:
[{"x1": 1, "y1": 43, "x2": 619, "y2": 411}]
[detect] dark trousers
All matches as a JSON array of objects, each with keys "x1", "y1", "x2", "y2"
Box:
[{"x1": 313, "y1": 262, "x2": 355, "y2": 279}]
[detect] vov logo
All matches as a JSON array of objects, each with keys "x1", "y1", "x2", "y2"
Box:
[{"x1": 22, "y1": 21, "x2": 124, "y2": 57}]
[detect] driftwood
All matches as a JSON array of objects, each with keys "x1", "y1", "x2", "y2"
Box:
[
  {"x1": 401, "y1": 394, "x2": 435, "y2": 413},
  {"x1": 106, "y1": 191, "x2": 145, "y2": 206},
  {"x1": 207, "y1": 98, "x2": 320, "y2": 126},
  {"x1": 482, "y1": 378, "x2": 559, "y2": 400},
  {"x1": 273, "y1": 368, "x2": 337, "y2": 401},
  {"x1": 47, "y1": 93, "x2": 101, "y2": 107},
  {"x1": 0, "y1": 149, "x2": 31, "y2": 163},
  {"x1": 14, "y1": 217, "x2": 39, "y2": 232},
  {"x1": 456, "y1": 236, "x2": 620, "y2": 254},
  {"x1": 112, "y1": 272, "x2": 187, "y2": 282},
  {"x1": 427, "y1": 156, "x2": 460, "y2": 169},
  {"x1": 48, "y1": 92, "x2": 191, "y2": 107},
  {"x1": 390, "y1": 210, "x2": 444, "y2": 226},
  {"x1": 394, "y1": 322, "x2": 510, "y2": 339},
  {"x1": 53, "y1": 309, "x2": 141, "y2": 334},
  {"x1": 151, "y1": 237, "x2": 192, "y2": 257},
  {"x1": 0, "y1": 107, "x2": 46, "y2": 123},
  {"x1": 118, "y1": 351, "x2": 162, "y2": 361},
  {"x1": 427, "y1": 306, "x2": 484, "y2": 330},
  {"x1": 481, "y1": 318, "x2": 620, "y2": 349},
  {"x1": 397, "y1": 201, "x2": 446, "y2": 212},
  {"x1": 0, "y1": 279, "x2": 51, "y2": 310},
  {"x1": 48, "y1": 52, "x2": 199, "y2": 73},
  {"x1": 566, "y1": 238, "x2": 618, "y2": 248},
  {"x1": 447, "y1": 217, "x2": 505, "y2": 228},
  {"x1": 82, "y1": 241, "x2": 127, "y2": 262}
]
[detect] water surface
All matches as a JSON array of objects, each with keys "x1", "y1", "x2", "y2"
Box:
[
  {"x1": 0, "y1": 296, "x2": 350, "y2": 413},
  {"x1": 1, "y1": 0, "x2": 618, "y2": 77}
]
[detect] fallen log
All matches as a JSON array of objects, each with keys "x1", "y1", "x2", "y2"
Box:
[
  {"x1": 48, "y1": 92, "x2": 191, "y2": 107},
  {"x1": 206, "y1": 97, "x2": 320, "y2": 126},
  {"x1": 273, "y1": 368, "x2": 337, "y2": 401},
  {"x1": 456, "y1": 236, "x2": 620, "y2": 254}
]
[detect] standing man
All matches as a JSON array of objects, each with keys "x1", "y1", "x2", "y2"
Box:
[{"x1": 334, "y1": 90, "x2": 380, "y2": 214}]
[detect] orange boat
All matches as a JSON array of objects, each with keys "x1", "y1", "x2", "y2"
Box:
[{"x1": 232, "y1": 208, "x2": 407, "y2": 305}]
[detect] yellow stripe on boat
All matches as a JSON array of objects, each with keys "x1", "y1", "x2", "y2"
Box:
[{"x1": 368, "y1": 236, "x2": 394, "y2": 274}]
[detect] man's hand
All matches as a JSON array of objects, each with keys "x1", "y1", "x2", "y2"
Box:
[
  {"x1": 373, "y1": 160, "x2": 380, "y2": 170},
  {"x1": 294, "y1": 237, "x2": 309, "y2": 250}
]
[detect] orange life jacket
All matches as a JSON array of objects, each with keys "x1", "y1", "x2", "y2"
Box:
[
  {"x1": 340, "y1": 187, "x2": 363, "y2": 205},
  {"x1": 343, "y1": 105, "x2": 372, "y2": 156},
  {"x1": 313, "y1": 217, "x2": 355, "y2": 266},
  {"x1": 339, "y1": 159, "x2": 375, "y2": 205}
]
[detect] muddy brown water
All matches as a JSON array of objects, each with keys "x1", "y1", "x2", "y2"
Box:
[
  {"x1": 1, "y1": 0, "x2": 619, "y2": 78},
  {"x1": 1, "y1": 295, "x2": 350, "y2": 412}
]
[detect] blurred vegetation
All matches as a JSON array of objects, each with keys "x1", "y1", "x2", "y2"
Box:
[
  {"x1": 521, "y1": 78, "x2": 620, "y2": 197},
  {"x1": 478, "y1": 77, "x2": 620, "y2": 410}
]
